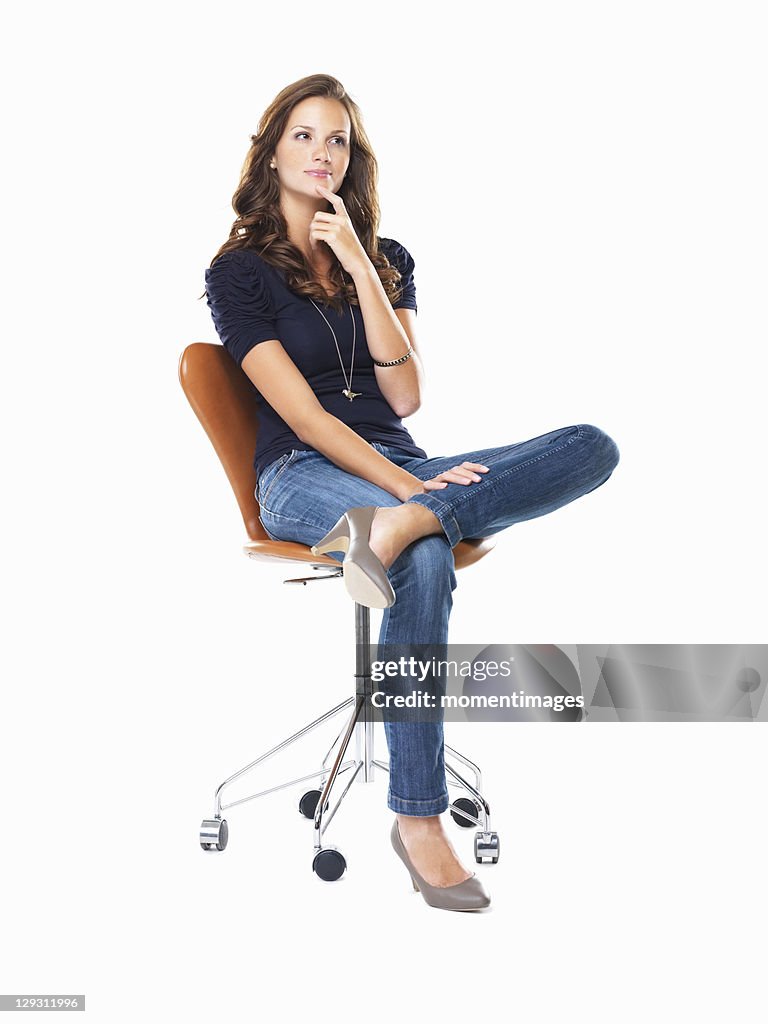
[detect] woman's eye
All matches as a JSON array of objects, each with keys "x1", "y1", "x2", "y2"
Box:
[{"x1": 294, "y1": 132, "x2": 346, "y2": 146}]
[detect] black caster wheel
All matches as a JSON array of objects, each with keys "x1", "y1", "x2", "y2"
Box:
[
  {"x1": 200, "y1": 818, "x2": 229, "y2": 852},
  {"x1": 299, "y1": 790, "x2": 329, "y2": 819},
  {"x1": 312, "y1": 848, "x2": 347, "y2": 881},
  {"x1": 474, "y1": 831, "x2": 500, "y2": 864},
  {"x1": 450, "y1": 797, "x2": 482, "y2": 828}
]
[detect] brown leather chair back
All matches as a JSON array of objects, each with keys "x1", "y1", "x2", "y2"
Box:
[{"x1": 179, "y1": 342, "x2": 266, "y2": 542}]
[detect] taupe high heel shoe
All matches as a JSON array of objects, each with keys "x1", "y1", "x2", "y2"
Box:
[
  {"x1": 390, "y1": 819, "x2": 491, "y2": 912},
  {"x1": 310, "y1": 506, "x2": 396, "y2": 609}
]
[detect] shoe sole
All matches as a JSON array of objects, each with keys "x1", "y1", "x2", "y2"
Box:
[{"x1": 343, "y1": 561, "x2": 395, "y2": 608}]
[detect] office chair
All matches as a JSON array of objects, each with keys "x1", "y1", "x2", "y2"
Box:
[{"x1": 179, "y1": 342, "x2": 501, "y2": 881}]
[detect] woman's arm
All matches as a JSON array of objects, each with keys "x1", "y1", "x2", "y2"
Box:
[
  {"x1": 307, "y1": 188, "x2": 423, "y2": 418},
  {"x1": 242, "y1": 340, "x2": 425, "y2": 502},
  {"x1": 350, "y1": 265, "x2": 424, "y2": 418}
]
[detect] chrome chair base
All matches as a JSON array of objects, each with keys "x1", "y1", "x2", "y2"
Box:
[{"x1": 199, "y1": 597, "x2": 500, "y2": 881}]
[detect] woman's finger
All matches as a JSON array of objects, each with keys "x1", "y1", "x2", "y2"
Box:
[
  {"x1": 446, "y1": 467, "x2": 483, "y2": 483},
  {"x1": 435, "y1": 470, "x2": 478, "y2": 485}
]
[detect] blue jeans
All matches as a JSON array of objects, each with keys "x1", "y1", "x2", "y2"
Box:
[{"x1": 257, "y1": 423, "x2": 620, "y2": 816}]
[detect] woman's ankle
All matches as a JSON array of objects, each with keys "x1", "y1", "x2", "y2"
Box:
[
  {"x1": 370, "y1": 505, "x2": 441, "y2": 570},
  {"x1": 398, "y1": 501, "x2": 442, "y2": 537},
  {"x1": 397, "y1": 813, "x2": 443, "y2": 832}
]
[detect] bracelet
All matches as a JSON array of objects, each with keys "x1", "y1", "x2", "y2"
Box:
[{"x1": 372, "y1": 345, "x2": 413, "y2": 367}]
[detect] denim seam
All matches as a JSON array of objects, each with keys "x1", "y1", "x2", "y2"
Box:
[
  {"x1": 388, "y1": 791, "x2": 449, "y2": 815},
  {"x1": 257, "y1": 449, "x2": 299, "y2": 511},
  {"x1": 258, "y1": 507, "x2": 333, "y2": 533},
  {"x1": 388, "y1": 792, "x2": 450, "y2": 805}
]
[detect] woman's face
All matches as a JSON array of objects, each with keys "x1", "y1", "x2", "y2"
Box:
[{"x1": 272, "y1": 96, "x2": 351, "y2": 199}]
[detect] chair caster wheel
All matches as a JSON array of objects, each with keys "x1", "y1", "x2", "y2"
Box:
[
  {"x1": 299, "y1": 789, "x2": 329, "y2": 818},
  {"x1": 312, "y1": 847, "x2": 347, "y2": 881},
  {"x1": 200, "y1": 818, "x2": 229, "y2": 852},
  {"x1": 474, "y1": 831, "x2": 500, "y2": 864},
  {"x1": 450, "y1": 797, "x2": 482, "y2": 828}
]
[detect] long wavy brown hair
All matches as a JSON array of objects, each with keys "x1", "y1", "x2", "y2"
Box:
[{"x1": 200, "y1": 73, "x2": 408, "y2": 316}]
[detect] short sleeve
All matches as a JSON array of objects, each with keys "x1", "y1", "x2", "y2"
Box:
[
  {"x1": 379, "y1": 237, "x2": 417, "y2": 313},
  {"x1": 204, "y1": 250, "x2": 279, "y2": 366}
]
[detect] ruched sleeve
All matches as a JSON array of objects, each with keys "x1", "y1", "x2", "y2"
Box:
[
  {"x1": 379, "y1": 237, "x2": 417, "y2": 313},
  {"x1": 204, "y1": 250, "x2": 279, "y2": 366}
]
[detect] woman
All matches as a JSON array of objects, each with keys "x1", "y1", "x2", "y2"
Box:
[{"x1": 203, "y1": 74, "x2": 620, "y2": 911}]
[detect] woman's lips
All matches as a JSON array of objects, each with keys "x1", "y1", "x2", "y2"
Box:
[{"x1": 305, "y1": 170, "x2": 331, "y2": 177}]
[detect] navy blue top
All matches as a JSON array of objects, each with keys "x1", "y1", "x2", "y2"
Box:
[{"x1": 204, "y1": 236, "x2": 428, "y2": 478}]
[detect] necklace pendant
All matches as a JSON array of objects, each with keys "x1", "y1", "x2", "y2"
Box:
[{"x1": 342, "y1": 389, "x2": 362, "y2": 401}]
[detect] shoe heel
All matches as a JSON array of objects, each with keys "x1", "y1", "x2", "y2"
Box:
[
  {"x1": 411, "y1": 876, "x2": 420, "y2": 892},
  {"x1": 311, "y1": 513, "x2": 350, "y2": 555}
]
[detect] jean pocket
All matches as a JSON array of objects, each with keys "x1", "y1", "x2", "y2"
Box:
[{"x1": 257, "y1": 450, "x2": 296, "y2": 508}]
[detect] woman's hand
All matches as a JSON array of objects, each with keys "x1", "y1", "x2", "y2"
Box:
[
  {"x1": 401, "y1": 462, "x2": 490, "y2": 501},
  {"x1": 310, "y1": 183, "x2": 369, "y2": 275}
]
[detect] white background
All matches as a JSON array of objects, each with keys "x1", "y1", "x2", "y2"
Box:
[{"x1": 2, "y1": 1, "x2": 766, "y2": 1021}]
